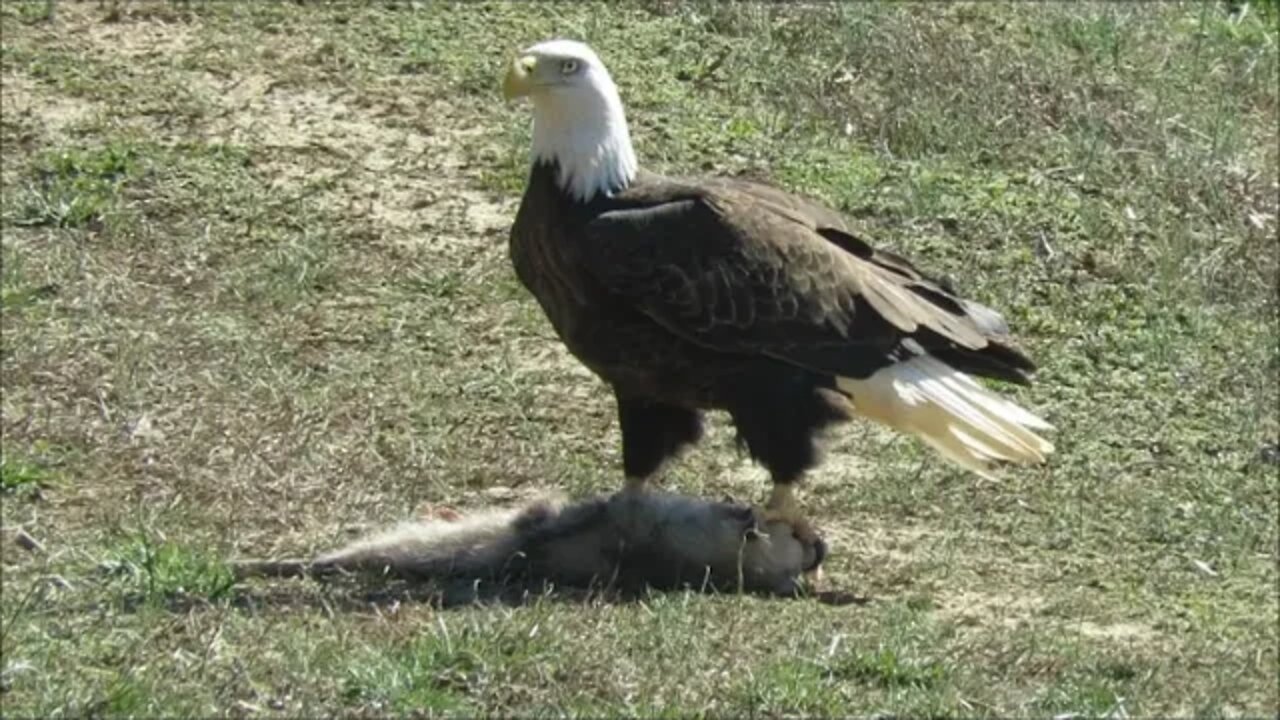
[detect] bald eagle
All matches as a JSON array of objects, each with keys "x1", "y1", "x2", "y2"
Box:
[{"x1": 502, "y1": 40, "x2": 1053, "y2": 541}]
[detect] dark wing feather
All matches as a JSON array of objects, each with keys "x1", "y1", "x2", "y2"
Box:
[
  {"x1": 583, "y1": 182, "x2": 1034, "y2": 382},
  {"x1": 703, "y1": 176, "x2": 1015, "y2": 337}
]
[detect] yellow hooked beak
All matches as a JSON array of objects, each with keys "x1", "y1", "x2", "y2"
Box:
[{"x1": 502, "y1": 55, "x2": 537, "y2": 101}]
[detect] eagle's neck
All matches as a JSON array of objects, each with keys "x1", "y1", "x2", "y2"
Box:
[{"x1": 530, "y1": 83, "x2": 637, "y2": 203}]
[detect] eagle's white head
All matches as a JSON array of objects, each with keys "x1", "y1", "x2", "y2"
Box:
[{"x1": 503, "y1": 39, "x2": 638, "y2": 202}]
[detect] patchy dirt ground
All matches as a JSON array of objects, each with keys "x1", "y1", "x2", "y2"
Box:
[{"x1": 2, "y1": 2, "x2": 1275, "y2": 717}]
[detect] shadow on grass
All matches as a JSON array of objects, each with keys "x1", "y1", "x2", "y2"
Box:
[{"x1": 106, "y1": 572, "x2": 871, "y2": 616}]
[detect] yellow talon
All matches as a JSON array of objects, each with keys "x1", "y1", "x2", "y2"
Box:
[
  {"x1": 761, "y1": 484, "x2": 820, "y2": 543},
  {"x1": 760, "y1": 507, "x2": 822, "y2": 547},
  {"x1": 760, "y1": 484, "x2": 825, "y2": 589},
  {"x1": 765, "y1": 483, "x2": 799, "y2": 514}
]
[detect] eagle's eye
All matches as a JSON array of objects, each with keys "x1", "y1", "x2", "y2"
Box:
[{"x1": 559, "y1": 59, "x2": 580, "y2": 75}]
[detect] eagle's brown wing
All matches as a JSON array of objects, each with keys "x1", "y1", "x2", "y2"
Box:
[
  {"x1": 582, "y1": 182, "x2": 1033, "y2": 383},
  {"x1": 702, "y1": 175, "x2": 1015, "y2": 338}
]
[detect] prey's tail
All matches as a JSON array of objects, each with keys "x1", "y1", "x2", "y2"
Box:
[
  {"x1": 231, "y1": 505, "x2": 538, "y2": 581},
  {"x1": 837, "y1": 355, "x2": 1054, "y2": 479},
  {"x1": 311, "y1": 504, "x2": 540, "y2": 578}
]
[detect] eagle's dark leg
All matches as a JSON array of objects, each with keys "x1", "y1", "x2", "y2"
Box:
[
  {"x1": 615, "y1": 392, "x2": 705, "y2": 494},
  {"x1": 727, "y1": 373, "x2": 854, "y2": 548}
]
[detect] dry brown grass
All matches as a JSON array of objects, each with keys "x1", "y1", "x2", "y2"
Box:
[{"x1": 2, "y1": 1, "x2": 1276, "y2": 716}]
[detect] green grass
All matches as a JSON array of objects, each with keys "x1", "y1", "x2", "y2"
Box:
[
  {"x1": 1, "y1": 1, "x2": 1276, "y2": 716},
  {"x1": 1, "y1": 441, "x2": 68, "y2": 499},
  {"x1": 99, "y1": 532, "x2": 236, "y2": 605},
  {"x1": 1, "y1": 453, "x2": 51, "y2": 497},
  {"x1": 5, "y1": 143, "x2": 138, "y2": 228}
]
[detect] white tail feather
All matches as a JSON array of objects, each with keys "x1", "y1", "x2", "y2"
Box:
[{"x1": 836, "y1": 356, "x2": 1054, "y2": 479}]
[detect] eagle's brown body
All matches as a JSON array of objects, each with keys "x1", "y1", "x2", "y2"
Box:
[
  {"x1": 513, "y1": 164, "x2": 791, "y2": 408},
  {"x1": 510, "y1": 161, "x2": 1039, "y2": 485}
]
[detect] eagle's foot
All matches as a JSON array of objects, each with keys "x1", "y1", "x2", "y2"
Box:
[
  {"x1": 761, "y1": 484, "x2": 825, "y2": 587},
  {"x1": 758, "y1": 507, "x2": 822, "y2": 551},
  {"x1": 762, "y1": 484, "x2": 815, "y2": 536},
  {"x1": 608, "y1": 477, "x2": 658, "y2": 542}
]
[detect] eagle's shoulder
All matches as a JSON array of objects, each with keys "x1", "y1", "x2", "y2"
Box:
[{"x1": 690, "y1": 175, "x2": 969, "y2": 293}]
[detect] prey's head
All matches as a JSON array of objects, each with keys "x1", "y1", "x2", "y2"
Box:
[
  {"x1": 737, "y1": 506, "x2": 828, "y2": 596},
  {"x1": 646, "y1": 494, "x2": 827, "y2": 597},
  {"x1": 502, "y1": 39, "x2": 637, "y2": 202}
]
